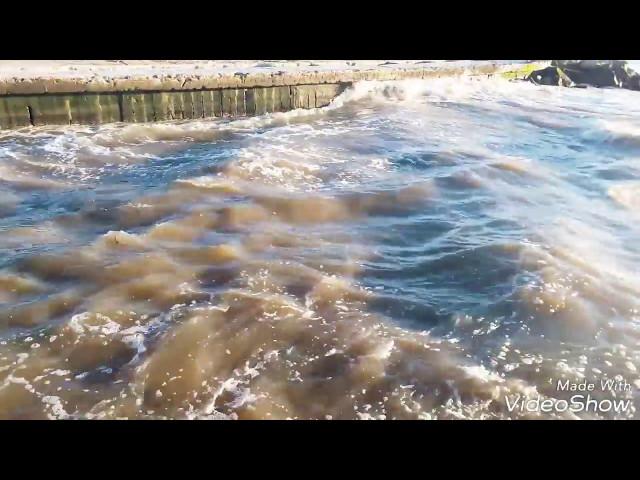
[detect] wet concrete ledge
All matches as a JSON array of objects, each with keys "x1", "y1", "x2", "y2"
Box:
[
  {"x1": 0, "y1": 61, "x2": 546, "y2": 129},
  {"x1": 0, "y1": 85, "x2": 346, "y2": 129}
]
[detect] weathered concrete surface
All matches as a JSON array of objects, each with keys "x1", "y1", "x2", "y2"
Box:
[
  {"x1": 0, "y1": 61, "x2": 548, "y2": 129},
  {"x1": 0, "y1": 84, "x2": 349, "y2": 128},
  {"x1": 0, "y1": 61, "x2": 547, "y2": 96}
]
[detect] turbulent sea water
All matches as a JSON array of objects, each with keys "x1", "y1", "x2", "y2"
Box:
[{"x1": 1, "y1": 76, "x2": 640, "y2": 419}]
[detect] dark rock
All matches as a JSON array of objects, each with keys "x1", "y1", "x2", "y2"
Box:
[
  {"x1": 529, "y1": 60, "x2": 639, "y2": 91},
  {"x1": 527, "y1": 66, "x2": 573, "y2": 87}
]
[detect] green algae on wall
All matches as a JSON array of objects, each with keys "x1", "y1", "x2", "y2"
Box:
[{"x1": 498, "y1": 62, "x2": 544, "y2": 80}]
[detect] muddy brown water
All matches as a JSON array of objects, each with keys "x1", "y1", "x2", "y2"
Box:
[{"x1": 1, "y1": 77, "x2": 639, "y2": 419}]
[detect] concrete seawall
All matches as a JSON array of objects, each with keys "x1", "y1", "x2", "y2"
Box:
[
  {"x1": 0, "y1": 84, "x2": 346, "y2": 128},
  {"x1": 0, "y1": 61, "x2": 546, "y2": 129}
]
